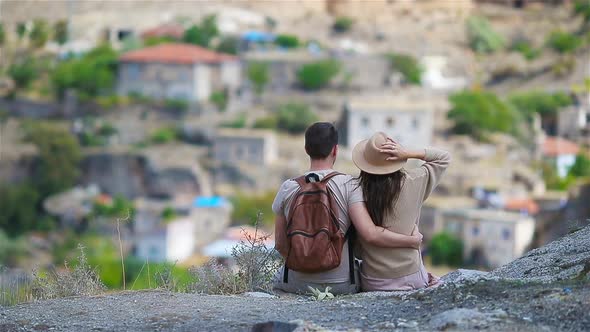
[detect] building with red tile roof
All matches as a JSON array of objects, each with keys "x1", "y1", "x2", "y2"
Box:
[
  {"x1": 117, "y1": 43, "x2": 241, "y2": 102},
  {"x1": 141, "y1": 23, "x2": 185, "y2": 40},
  {"x1": 504, "y1": 197, "x2": 540, "y2": 215},
  {"x1": 542, "y1": 136, "x2": 581, "y2": 178}
]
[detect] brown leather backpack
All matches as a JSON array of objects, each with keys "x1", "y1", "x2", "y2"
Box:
[{"x1": 284, "y1": 172, "x2": 347, "y2": 274}]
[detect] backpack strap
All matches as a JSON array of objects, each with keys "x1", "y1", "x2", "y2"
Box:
[{"x1": 320, "y1": 171, "x2": 344, "y2": 183}]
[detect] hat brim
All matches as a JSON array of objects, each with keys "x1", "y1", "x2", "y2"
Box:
[{"x1": 352, "y1": 139, "x2": 406, "y2": 175}]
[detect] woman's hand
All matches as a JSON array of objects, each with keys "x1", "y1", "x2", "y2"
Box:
[
  {"x1": 380, "y1": 138, "x2": 410, "y2": 161},
  {"x1": 380, "y1": 137, "x2": 426, "y2": 161},
  {"x1": 410, "y1": 225, "x2": 423, "y2": 249}
]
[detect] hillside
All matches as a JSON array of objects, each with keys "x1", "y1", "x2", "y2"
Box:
[{"x1": 1, "y1": 226, "x2": 589, "y2": 331}]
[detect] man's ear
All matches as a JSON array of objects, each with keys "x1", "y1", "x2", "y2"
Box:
[{"x1": 332, "y1": 145, "x2": 338, "y2": 158}]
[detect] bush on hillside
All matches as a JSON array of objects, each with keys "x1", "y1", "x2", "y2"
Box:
[
  {"x1": 429, "y1": 232, "x2": 463, "y2": 267},
  {"x1": 296, "y1": 60, "x2": 341, "y2": 90},
  {"x1": 508, "y1": 91, "x2": 573, "y2": 120},
  {"x1": 209, "y1": 90, "x2": 228, "y2": 112},
  {"x1": 547, "y1": 30, "x2": 582, "y2": 54},
  {"x1": 466, "y1": 16, "x2": 505, "y2": 54},
  {"x1": 53, "y1": 20, "x2": 68, "y2": 45},
  {"x1": 183, "y1": 15, "x2": 219, "y2": 48},
  {"x1": 216, "y1": 36, "x2": 239, "y2": 55},
  {"x1": 8, "y1": 58, "x2": 38, "y2": 92},
  {"x1": 0, "y1": 23, "x2": 5, "y2": 45},
  {"x1": 231, "y1": 192, "x2": 275, "y2": 226},
  {"x1": 276, "y1": 102, "x2": 318, "y2": 134},
  {"x1": 29, "y1": 19, "x2": 49, "y2": 48},
  {"x1": 247, "y1": 62, "x2": 270, "y2": 96},
  {"x1": 253, "y1": 116, "x2": 278, "y2": 130},
  {"x1": 387, "y1": 53, "x2": 422, "y2": 85},
  {"x1": 511, "y1": 39, "x2": 541, "y2": 61},
  {"x1": 150, "y1": 127, "x2": 179, "y2": 144},
  {"x1": 333, "y1": 16, "x2": 354, "y2": 33},
  {"x1": 220, "y1": 114, "x2": 247, "y2": 129},
  {"x1": 275, "y1": 34, "x2": 299, "y2": 48},
  {"x1": 568, "y1": 154, "x2": 590, "y2": 178},
  {"x1": 447, "y1": 90, "x2": 520, "y2": 139},
  {"x1": 52, "y1": 44, "x2": 118, "y2": 100},
  {"x1": 574, "y1": 0, "x2": 590, "y2": 25}
]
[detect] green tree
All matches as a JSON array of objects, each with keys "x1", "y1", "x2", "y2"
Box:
[
  {"x1": 447, "y1": 90, "x2": 520, "y2": 139},
  {"x1": 466, "y1": 16, "x2": 505, "y2": 54},
  {"x1": 24, "y1": 122, "x2": 82, "y2": 197},
  {"x1": 387, "y1": 53, "x2": 422, "y2": 85},
  {"x1": 8, "y1": 58, "x2": 38, "y2": 92},
  {"x1": 276, "y1": 102, "x2": 318, "y2": 134},
  {"x1": 16, "y1": 22, "x2": 27, "y2": 40},
  {"x1": 429, "y1": 232, "x2": 463, "y2": 267},
  {"x1": 0, "y1": 184, "x2": 40, "y2": 237},
  {"x1": 29, "y1": 19, "x2": 49, "y2": 48},
  {"x1": 209, "y1": 90, "x2": 228, "y2": 112},
  {"x1": 247, "y1": 62, "x2": 270, "y2": 96},
  {"x1": 183, "y1": 15, "x2": 219, "y2": 48},
  {"x1": 296, "y1": 60, "x2": 341, "y2": 90},
  {"x1": 216, "y1": 36, "x2": 239, "y2": 55},
  {"x1": 275, "y1": 34, "x2": 299, "y2": 48},
  {"x1": 54, "y1": 20, "x2": 68, "y2": 45},
  {"x1": 547, "y1": 30, "x2": 582, "y2": 54},
  {"x1": 52, "y1": 44, "x2": 118, "y2": 99},
  {"x1": 508, "y1": 91, "x2": 572, "y2": 120},
  {"x1": 568, "y1": 154, "x2": 590, "y2": 178},
  {"x1": 574, "y1": 0, "x2": 590, "y2": 27}
]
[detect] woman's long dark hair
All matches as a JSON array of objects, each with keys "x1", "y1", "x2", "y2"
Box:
[{"x1": 358, "y1": 170, "x2": 405, "y2": 227}]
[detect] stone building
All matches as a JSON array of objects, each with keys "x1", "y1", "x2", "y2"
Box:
[
  {"x1": 339, "y1": 92, "x2": 443, "y2": 148},
  {"x1": 213, "y1": 129, "x2": 278, "y2": 167},
  {"x1": 118, "y1": 43, "x2": 241, "y2": 102}
]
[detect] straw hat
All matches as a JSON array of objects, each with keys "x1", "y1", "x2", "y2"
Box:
[{"x1": 352, "y1": 132, "x2": 406, "y2": 175}]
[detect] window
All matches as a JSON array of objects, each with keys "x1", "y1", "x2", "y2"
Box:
[
  {"x1": 386, "y1": 117, "x2": 395, "y2": 127},
  {"x1": 502, "y1": 228, "x2": 511, "y2": 240},
  {"x1": 412, "y1": 117, "x2": 420, "y2": 129},
  {"x1": 126, "y1": 64, "x2": 141, "y2": 80},
  {"x1": 472, "y1": 226, "x2": 479, "y2": 236},
  {"x1": 235, "y1": 146, "x2": 244, "y2": 159},
  {"x1": 361, "y1": 117, "x2": 370, "y2": 127}
]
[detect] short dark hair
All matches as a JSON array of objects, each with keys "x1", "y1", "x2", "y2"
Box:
[{"x1": 305, "y1": 122, "x2": 338, "y2": 159}]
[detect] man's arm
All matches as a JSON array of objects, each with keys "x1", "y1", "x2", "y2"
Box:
[
  {"x1": 349, "y1": 203, "x2": 421, "y2": 249},
  {"x1": 274, "y1": 214, "x2": 289, "y2": 258}
]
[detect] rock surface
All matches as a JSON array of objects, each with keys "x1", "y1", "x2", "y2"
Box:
[
  {"x1": 1, "y1": 226, "x2": 589, "y2": 331},
  {"x1": 490, "y1": 226, "x2": 590, "y2": 283}
]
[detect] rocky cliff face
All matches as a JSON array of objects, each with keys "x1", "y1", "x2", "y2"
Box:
[{"x1": 1, "y1": 226, "x2": 589, "y2": 331}]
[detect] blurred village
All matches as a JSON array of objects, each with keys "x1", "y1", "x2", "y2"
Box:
[{"x1": 1, "y1": 0, "x2": 590, "y2": 289}]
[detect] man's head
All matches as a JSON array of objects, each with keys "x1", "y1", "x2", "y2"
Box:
[{"x1": 304, "y1": 122, "x2": 339, "y2": 162}]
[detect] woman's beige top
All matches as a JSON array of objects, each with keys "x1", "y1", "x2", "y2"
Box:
[{"x1": 358, "y1": 148, "x2": 451, "y2": 279}]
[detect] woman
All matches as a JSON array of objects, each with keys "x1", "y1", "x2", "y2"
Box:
[{"x1": 352, "y1": 132, "x2": 451, "y2": 291}]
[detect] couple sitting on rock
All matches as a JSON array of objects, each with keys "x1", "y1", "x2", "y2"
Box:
[{"x1": 272, "y1": 122, "x2": 451, "y2": 294}]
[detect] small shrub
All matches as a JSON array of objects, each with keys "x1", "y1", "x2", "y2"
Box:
[
  {"x1": 275, "y1": 34, "x2": 300, "y2": 48},
  {"x1": 508, "y1": 91, "x2": 573, "y2": 119},
  {"x1": 333, "y1": 16, "x2": 354, "y2": 33},
  {"x1": 466, "y1": 16, "x2": 505, "y2": 53},
  {"x1": 0, "y1": 23, "x2": 5, "y2": 46},
  {"x1": 511, "y1": 40, "x2": 540, "y2": 61},
  {"x1": 161, "y1": 206, "x2": 177, "y2": 222},
  {"x1": 209, "y1": 90, "x2": 228, "y2": 112},
  {"x1": 387, "y1": 53, "x2": 422, "y2": 85},
  {"x1": 547, "y1": 30, "x2": 582, "y2": 54},
  {"x1": 189, "y1": 213, "x2": 281, "y2": 294},
  {"x1": 183, "y1": 15, "x2": 219, "y2": 48},
  {"x1": 164, "y1": 98, "x2": 189, "y2": 113},
  {"x1": 150, "y1": 127, "x2": 179, "y2": 144},
  {"x1": 247, "y1": 62, "x2": 270, "y2": 96},
  {"x1": 97, "y1": 122, "x2": 118, "y2": 137},
  {"x1": 429, "y1": 232, "x2": 463, "y2": 267},
  {"x1": 253, "y1": 116, "x2": 278, "y2": 130},
  {"x1": 568, "y1": 153, "x2": 590, "y2": 178},
  {"x1": 296, "y1": 60, "x2": 341, "y2": 90},
  {"x1": 32, "y1": 244, "x2": 106, "y2": 300},
  {"x1": 29, "y1": 19, "x2": 49, "y2": 48},
  {"x1": 220, "y1": 114, "x2": 247, "y2": 129},
  {"x1": 276, "y1": 102, "x2": 319, "y2": 134},
  {"x1": 53, "y1": 20, "x2": 68, "y2": 45},
  {"x1": 8, "y1": 58, "x2": 38, "y2": 91}
]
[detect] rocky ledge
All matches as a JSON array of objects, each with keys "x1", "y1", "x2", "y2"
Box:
[{"x1": 1, "y1": 226, "x2": 589, "y2": 332}]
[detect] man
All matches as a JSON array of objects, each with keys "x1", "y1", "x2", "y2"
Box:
[{"x1": 272, "y1": 122, "x2": 422, "y2": 295}]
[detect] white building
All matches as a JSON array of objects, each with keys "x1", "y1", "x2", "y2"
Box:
[
  {"x1": 423, "y1": 205, "x2": 535, "y2": 268},
  {"x1": 213, "y1": 128, "x2": 278, "y2": 166},
  {"x1": 340, "y1": 92, "x2": 442, "y2": 148},
  {"x1": 542, "y1": 136, "x2": 580, "y2": 178},
  {"x1": 134, "y1": 196, "x2": 232, "y2": 263},
  {"x1": 118, "y1": 43, "x2": 241, "y2": 102}
]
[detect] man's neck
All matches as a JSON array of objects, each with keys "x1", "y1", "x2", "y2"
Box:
[{"x1": 309, "y1": 159, "x2": 334, "y2": 172}]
